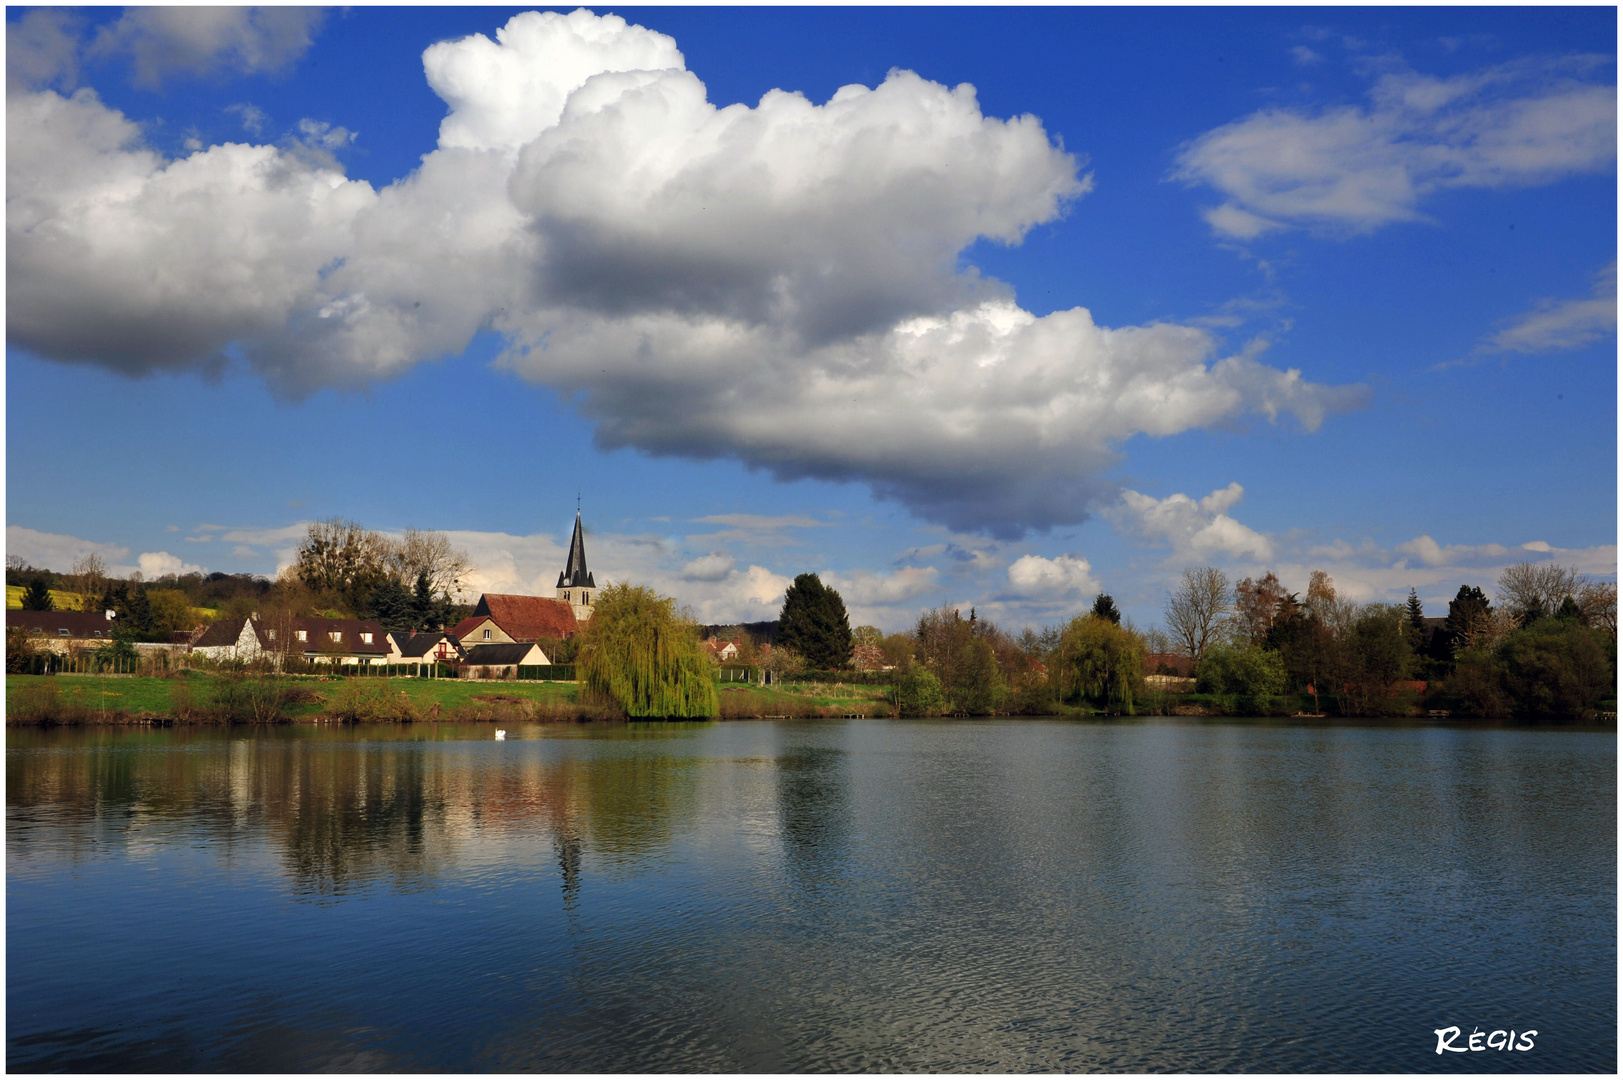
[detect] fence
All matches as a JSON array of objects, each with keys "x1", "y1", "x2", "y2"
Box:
[
  {"x1": 330, "y1": 663, "x2": 455, "y2": 678},
  {"x1": 11, "y1": 653, "x2": 157, "y2": 676},
  {"x1": 516, "y1": 664, "x2": 575, "y2": 681}
]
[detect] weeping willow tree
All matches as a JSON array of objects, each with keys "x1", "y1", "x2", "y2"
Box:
[
  {"x1": 578, "y1": 583, "x2": 718, "y2": 719},
  {"x1": 1057, "y1": 613, "x2": 1147, "y2": 714}
]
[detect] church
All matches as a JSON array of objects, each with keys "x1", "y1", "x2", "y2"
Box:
[{"x1": 450, "y1": 512, "x2": 597, "y2": 652}]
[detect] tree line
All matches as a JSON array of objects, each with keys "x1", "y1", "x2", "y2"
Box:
[{"x1": 1156, "y1": 562, "x2": 1615, "y2": 720}]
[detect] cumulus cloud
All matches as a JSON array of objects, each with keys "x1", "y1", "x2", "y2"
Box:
[
  {"x1": 8, "y1": 8, "x2": 1363, "y2": 535},
  {"x1": 1177, "y1": 56, "x2": 1616, "y2": 236},
  {"x1": 1006, "y1": 553, "x2": 1099, "y2": 597},
  {"x1": 1111, "y1": 483, "x2": 1273, "y2": 562},
  {"x1": 1396, "y1": 534, "x2": 1512, "y2": 567},
  {"x1": 1480, "y1": 261, "x2": 1616, "y2": 355}
]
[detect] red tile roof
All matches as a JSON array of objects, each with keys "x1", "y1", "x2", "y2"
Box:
[{"x1": 470, "y1": 594, "x2": 579, "y2": 640}]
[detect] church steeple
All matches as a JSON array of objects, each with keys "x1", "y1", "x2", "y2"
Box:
[{"x1": 556, "y1": 511, "x2": 595, "y2": 620}]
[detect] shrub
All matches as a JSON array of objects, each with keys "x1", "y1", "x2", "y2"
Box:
[
  {"x1": 894, "y1": 664, "x2": 945, "y2": 717},
  {"x1": 1196, "y1": 643, "x2": 1286, "y2": 698}
]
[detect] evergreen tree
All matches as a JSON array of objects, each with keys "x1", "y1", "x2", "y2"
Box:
[
  {"x1": 777, "y1": 573, "x2": 853, "y2": 670},
  {"x1": 20, "y1": 577, "x2": 52, "y2": 611},
  {"x1": 122, "y1": 583, "x2": 154, "y2": 640},
  {"x1": 365, "y1": 578, "x2": 415, "y2": 633},
  {"x1": 1405, "y1": 588, "x2": 1425, "y2": 632},
  {"x1": 410, "y1": 571, "x2": 435, "y2": 630},
  {"x1": 1091, "y1": 593, "x2": 1122, "y2": 624},
  {"x1": 1445, "y1": 585, "x2": 1492, "y2": 651}
]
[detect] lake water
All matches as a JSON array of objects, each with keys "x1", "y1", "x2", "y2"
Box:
[{"x1": 7, "y1": 718, "x2": 1615, "y2": 1072}]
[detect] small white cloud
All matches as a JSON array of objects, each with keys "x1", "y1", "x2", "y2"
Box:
[
  {"x1": 138, "y1": 551, "x2": 205, "y2": 577},
  {"x1": 1290, "y1": 45, "x2": 1323, "y2": 66},
  {"x1": 681, "y1": 552, "x2": 736, "y2": 582},
  {"x1": 1480, "y1": 262, "x2": 1616, "y2": 355},
  {"x1": 1007, "y1": 554, "x2": 1099, "y2": 597},
  {"x1": 1397, "y1": 534, "x2": 1510, "y2": 567},
  {"x1": 1112, "y1": 483, "x2": 1273, "y2": 562},
  {"x1": 1204, "y1": 203, "x2": 1285, "y2": 240},
  {"x1": 226, "y1": 102, "x2": 268, "y2": 136}
]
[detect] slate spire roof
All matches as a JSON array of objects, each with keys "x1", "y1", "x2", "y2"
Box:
[{"x1": 556, "y1": 511, "x2": 595, "y2": 590}]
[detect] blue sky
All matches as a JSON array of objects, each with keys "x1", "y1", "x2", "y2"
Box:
[{"x1": 6, "y1": 6, "x2": 1616, "y2": 632}]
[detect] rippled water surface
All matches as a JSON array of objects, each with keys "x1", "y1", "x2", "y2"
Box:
[{"x1": 7, "y1": 718, "x2": 1615, "y2": 1072}]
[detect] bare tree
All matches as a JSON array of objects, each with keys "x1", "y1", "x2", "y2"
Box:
[
  {"x1": 387, "y1": 528, "x2": 472, "y2": 600},
  {"x1": 1303, "y1": 570, "x2": 1356, "y2": 635},
  {"x1": 1164, "y1": 567, "x2": 1230, "y2": 661},
  {"x1": 1497, "y1": 562, "x2": 1584, "y2": 623},
  {"x1": 63, "y1": 553, "x2": 108, "y2": 613},
  {"x1": 1577, "y1": 580, "x2": 1618, "y2": 639},
  {"x1": 295, "y1": 518, "x2": 390, "y2": 612}
]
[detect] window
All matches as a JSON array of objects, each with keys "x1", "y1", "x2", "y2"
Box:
[
  {"x1": 296, "y1": 630, "x2": 307, "y2": 642},
  {"x1": 93, "y1": 631, "x2": 103, "y2": 637},
  {"x1": 268, "y1": 629, "x2": 276, "y2": 640},
  {"x1": 330, "y1": 631, "x2": 342, "y2": 643},
  {"x1": 361, "y1": 632, "x2": 373, "y2": 644},
  {"x1": 563, "y1": 591, "x2": 570, "y2": 603},
  {"x1": 58, "y1": 628, "x2": 69, "y2": 636},
  {"x1": 483, "y1": 629, "x2": 491, "y2": 640}
]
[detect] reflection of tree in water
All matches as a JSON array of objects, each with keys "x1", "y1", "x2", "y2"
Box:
[
  {"x1": 775, "y1": 743, "x2": 851, "y2": 890},
  {"x1": 278, "y1": 744, "x2": 443, "y2": 896},
  {"x1": 9, "y1": 730, "x2": 703, "y2": 903}
]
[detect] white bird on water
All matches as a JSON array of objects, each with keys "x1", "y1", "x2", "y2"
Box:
[{"x1": 494, "y1": 729, "x2": 507, "y2": 740}]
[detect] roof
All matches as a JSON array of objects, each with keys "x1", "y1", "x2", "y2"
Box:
[
  {"x1": 462, "y1": 642, "x2": 546, "y2": 666},
  {"x1": 6, "y1": 610, "x2": 118, "y2": 639},
  {"x1": 292, "y1": 618, "x2": 389, "y2": 655},
  {"x1": 398, "y1": 632, "x2": 460, "y2": 659},
  {"x1": 450, "y1": 615, "x2": 502, "y2": 642},
  {"x1": 192, "y1": 617, "x2": 252, "y2": 649},
  {"x1": 555, "y1": 513, "x2": 595, "y2": 590},
  {"x1": 469, "y1": 594, "x2": 579, "y2": 640}
]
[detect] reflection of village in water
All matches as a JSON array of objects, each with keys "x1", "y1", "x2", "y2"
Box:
[{"x1": 5, "y1": 726, "x2": 854, "y2": 904}]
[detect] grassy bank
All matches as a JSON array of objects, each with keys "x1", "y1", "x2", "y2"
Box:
[
  {"x1": 5, "y1": 672, "x2": 902, "y2": 725},
  {"x1": 5, "y1": 673, "x2": 586, "y2": 725}
]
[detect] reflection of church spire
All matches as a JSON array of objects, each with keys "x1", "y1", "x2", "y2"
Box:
[{"x1": 555, "y1": 831, "x2": 583, "y2": 910}]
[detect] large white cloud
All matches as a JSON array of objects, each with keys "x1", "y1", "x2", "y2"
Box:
[
  {"x1": 8, "y1": 8, "x2": 1363, "y2": 535},
  {"x1": 1177, "y1": 57, "x2": 1616, "y2": 237}
]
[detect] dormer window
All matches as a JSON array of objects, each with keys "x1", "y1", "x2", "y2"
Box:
[
  {"x1": 330, "y1": 631, "x2": 342, "y2": 643},
  {"x1": 93, "y1": 630, "x2": 102, "y2": 637},
  {"x1": 268, "y1": 629, "x2": 276, "y2": 640},
  {"x1": 296, "y1": 630, "x2": 307, "y2": 642},
  {"x1": 58, "y1": 628, "x2": 69, "y2": 636},
  {"x1": 361, "y1": 632, "x2": 373, "y2": 644}
]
